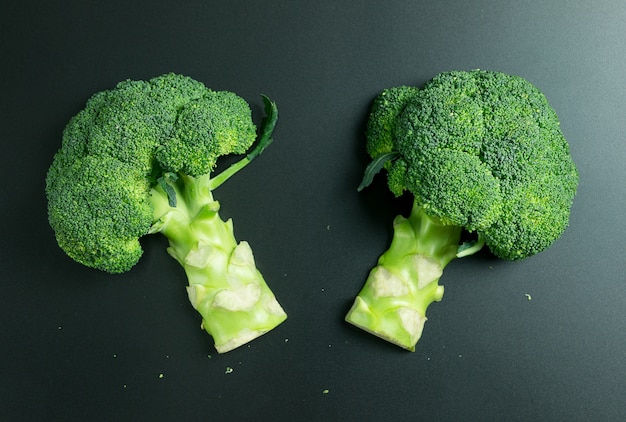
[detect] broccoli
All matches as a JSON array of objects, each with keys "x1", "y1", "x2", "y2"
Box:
[
  {"x1": 46, "y1": 73, "x2": 287, "y2": 353},
  {"x1": 346, "y1": 70, "x2": 579, "y2": 351}
]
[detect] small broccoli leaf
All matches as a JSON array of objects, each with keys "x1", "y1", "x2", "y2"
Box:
[
  {"x1": 158, "y1": 173, "x2": 179, "y2": 207},
  {"x1": 456, "y1": 235, "x2": 486, "y2": 258},
  {"x1": 247, "y1": 95, "x2": 278, "y2": 161},
  {"x1": 358, "y1": 152, "x2": 400, "y2": 192},
  {"x1": 147, "y1": 162, "x2": 163, "y2": 187}
]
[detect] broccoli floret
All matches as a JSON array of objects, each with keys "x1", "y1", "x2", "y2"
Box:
[
  {"x1": 365, "y1": 86, "x2": 420, "y2": 158},
  {"x1": 156, "y1": 90, "x2": 257, "y2": 176},
  {"x1": 46, "y1": 155, "x2": 152, "y2": 273},
  {"x1": 364, "y1": 86, "x2": 420, "y2": 197},
  {"x1": 46, "y1": 73, "x2": 286, "y2": 353},
  {"x1": 346, "y1": 70, "x2": 578, "y2": 351}
]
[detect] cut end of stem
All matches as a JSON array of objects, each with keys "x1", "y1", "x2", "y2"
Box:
[{"x1": 345, "y1": 203, "x2": 461, "y2": 351}]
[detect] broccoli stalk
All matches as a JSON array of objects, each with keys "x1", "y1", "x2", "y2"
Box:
[
  {"x1": 346, "y1": 203, "x2": 459, "y2": 351},
  {"x1": 346, "y1": 201, "x2": 487, "y2": 351},
  {"x1": 150, "y1": 182, "x2": 286, "y2": 352}
]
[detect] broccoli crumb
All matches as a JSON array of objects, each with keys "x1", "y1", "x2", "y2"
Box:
[{"x1": 225, "y1": 367, "x2": 234, "y2": 374}]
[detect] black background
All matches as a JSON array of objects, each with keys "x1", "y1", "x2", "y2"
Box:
[{"x1": 2, "y1": 1, "x2": 625, "y2": 420}]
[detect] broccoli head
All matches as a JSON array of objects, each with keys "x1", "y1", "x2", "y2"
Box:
[
  {"x1": 156, "y1": 90, "x2": 257, "y2": 176},
  {"x1": 46, "y1": 73, "x2": 286, "y2": 352},
  {"x1": 347, "y1": 70, "x2": 578, "y2": 350},
  {"x1": 46, "y1": 155, "x2": 152, "y2": 273},
  {"x1": 47, "y1": 73, "x2": 260, "y2": 271}
]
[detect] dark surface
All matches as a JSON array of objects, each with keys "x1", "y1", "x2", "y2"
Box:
[{"x1": 2, "y1": 1, "x2": 625, "y2": 420}]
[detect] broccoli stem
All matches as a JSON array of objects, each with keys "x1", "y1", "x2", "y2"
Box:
[
  {"x1": 149, "y1": 173, "x2": 286, "y2": 353},
  {"x1": 345, "y1": 201, "x2": 462, "y2": 351},
  {"x1": 208, "y1": 95, "x2": 278, "y2": 191}
]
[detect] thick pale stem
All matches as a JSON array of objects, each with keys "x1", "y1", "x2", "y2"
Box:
[
  {"x1": 346, "y1": 202, "x2": 461, "y2": 351},
  {"x1": 150, "y1": 174, "x2": 286, "y2": 353}
]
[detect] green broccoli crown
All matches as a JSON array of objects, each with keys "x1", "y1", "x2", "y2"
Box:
[
  {"x1": 46, "y1": 73, "x2": 259, "y2": 272},
  {"x1": 365, "y1": 85, "x2": 421, "y2": 159},
  {"x1": 46, "y1": 155, "x2": 153, "y2": 273},
  {"x1": 156, "y1": 90, "x2": 256, "y2": 176},
  {"x1": 364, "y1": 70, "x2": 579, "y2": 260}
]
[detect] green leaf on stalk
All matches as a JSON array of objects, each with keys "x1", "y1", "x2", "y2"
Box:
[
  {"x1": 358, "y1": 152, "x2": 399, "y2": 192},
  {"x1": 247, "y1": 95, "x2": 278, "y2": 161},
  {"x1": 158, "y1": 173, "x2": 179, "y2": 207}
]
